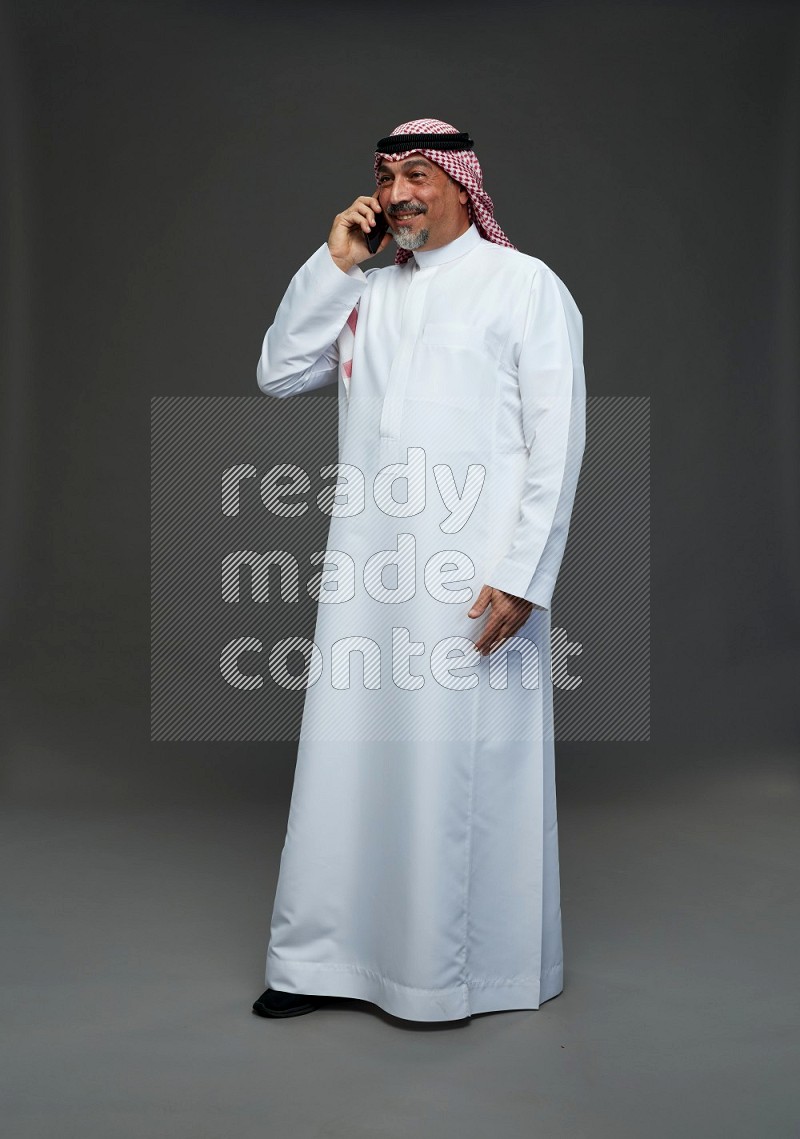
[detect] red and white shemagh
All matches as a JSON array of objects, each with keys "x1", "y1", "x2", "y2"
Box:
[{"x1": 340, "y1": 118, "x2": 514, "y2": 389}]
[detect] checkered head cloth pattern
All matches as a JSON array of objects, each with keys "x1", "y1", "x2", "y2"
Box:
[{"x1": 373, "y1": 117, "x2": 516, "y2": 265}]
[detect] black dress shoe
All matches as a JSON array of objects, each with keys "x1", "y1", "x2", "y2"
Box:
[{"x1": 252, "y1": 988, "x2": 319, "y2": 1018}]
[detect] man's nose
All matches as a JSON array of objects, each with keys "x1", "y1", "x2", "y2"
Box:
[{"x1": 388, "y1": 177, "x2": 412, "y2": 204}]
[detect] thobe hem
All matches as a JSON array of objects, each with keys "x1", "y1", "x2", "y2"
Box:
[{"x1": 265, "y1": 951, "x2": 564, "y2": 1023}]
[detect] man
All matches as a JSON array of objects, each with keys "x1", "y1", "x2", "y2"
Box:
[{"x1": 252, "y1": 118, "x2": 586, "y2": 1022}]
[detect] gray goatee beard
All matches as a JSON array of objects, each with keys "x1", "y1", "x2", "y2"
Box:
[
  {"x1": 392, "y1": 225, "x2": 430, "y2": 251},
  {"x1": 388, "y1": 204, "x2": 429, "y2": 250}
]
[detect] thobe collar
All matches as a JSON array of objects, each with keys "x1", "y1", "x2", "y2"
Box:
[{"x1": 410, "y1": 222, "x2": 482, "y2": 269}]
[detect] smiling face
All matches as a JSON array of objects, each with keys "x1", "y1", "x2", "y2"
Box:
[{"x1": 375, "y1": 155, "x2": 471, "y2": 251}]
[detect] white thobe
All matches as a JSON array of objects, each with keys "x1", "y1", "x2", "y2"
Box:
[{"x1": 257, "y1": 223, "x2": 586, "y2": 1021}]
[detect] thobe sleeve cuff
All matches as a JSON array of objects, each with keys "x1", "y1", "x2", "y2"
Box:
[
  {"x1": 484, "y1": 557, "x2": 557, "y2": 611},
  {"x1": 318, "y1": 243, "x2": 370, "y2": 285}
]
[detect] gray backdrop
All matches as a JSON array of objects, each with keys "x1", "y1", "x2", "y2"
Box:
[{"x1": 1, "y1": 2, "x2": 798, "y2": 1137}]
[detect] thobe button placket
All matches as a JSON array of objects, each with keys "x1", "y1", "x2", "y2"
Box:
[{"x1": 379, "y1": 265, "x2": 435, "y2": 442}]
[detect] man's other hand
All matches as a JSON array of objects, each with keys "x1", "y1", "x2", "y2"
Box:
[
  {"x1": 327, "y1": 195, "x2": 392, "y2": 274},
  {"x1": 468, "y1": 585, "x2": 542, "y2": 656}
]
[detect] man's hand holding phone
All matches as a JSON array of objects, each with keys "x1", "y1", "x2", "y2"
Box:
[{"x1": 327, "y1": 195, "x2": 392, "y2": 274}]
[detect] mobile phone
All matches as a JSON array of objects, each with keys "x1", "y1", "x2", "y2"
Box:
[{"x1": 365, "y1": 210, "x2": 390, "y2": 255}]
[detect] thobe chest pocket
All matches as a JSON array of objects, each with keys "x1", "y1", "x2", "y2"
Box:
[
  {"x1": 422, "y1": 322, "x2": 491, "y2": 354},
  {"x1": 412, "y1": 321, "x2": 496, "y2": 410}
]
